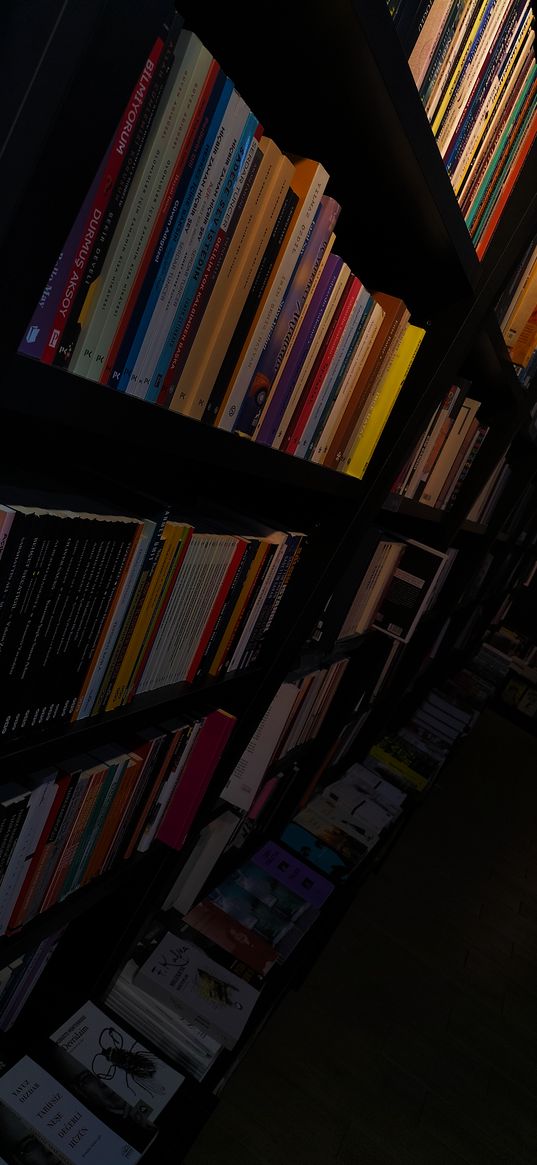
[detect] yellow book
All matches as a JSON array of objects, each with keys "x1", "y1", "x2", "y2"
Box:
[
  {"x1": 344, "y1": 322, "x2": 426, "y2": 480},
  {"x1": 106, "y1": 520, "x2": 192, "y2": 710},
  {"x1": 369, "y1": 745, "x2": 429, "y2": 791}
]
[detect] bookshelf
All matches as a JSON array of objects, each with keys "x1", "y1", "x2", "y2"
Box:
[{"x1": 0, "y1": 0, "x2": 535, "y2": 1159}]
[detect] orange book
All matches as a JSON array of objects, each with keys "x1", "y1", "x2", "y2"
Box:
[
  {"x1": 475, "y1": 110, "x2": 537, "y2": 258},
  {"x1": 323, "y1": 293, "x2": 408, "y2": 470}
]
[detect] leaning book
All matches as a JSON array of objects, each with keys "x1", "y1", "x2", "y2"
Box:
[
  {"x1": 0, "y1": 1055, "x2": 142, "y2": 1162},
  {"x1": 133, "y1": 933, "x2": 260, "y2": 1049},
  {"x1": 50, "y1": 1000, "x2": 184, "y2": 1125}
]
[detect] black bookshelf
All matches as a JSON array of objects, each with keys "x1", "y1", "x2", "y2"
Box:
[{"x1": 0, "y1": 0, "x2": 535, "y2": 1158}]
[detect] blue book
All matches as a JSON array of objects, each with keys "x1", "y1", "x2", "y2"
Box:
[
  {"x1": 114, "y1": 69, "x2": 233, "y2": 392},
  {"x1": 146, "y1": 107, "x2": 260, "y2": 402}
]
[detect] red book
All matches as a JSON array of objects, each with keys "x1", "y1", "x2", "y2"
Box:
[
  {"x1": 185, "y1": 538, "x2": 250, "y2": 683},
  {"x1": 280, "y1": 273, "x2": 359, "y2": 455},
  {"x1": 157, "y1": 708, "x2": 236, "y2": 849},
  {"x1": 102, "y1": 58, "x2": 222, "y2": 386},
  {"x1": 40, "y1": 34, "x2": 168, "y2": 364}
]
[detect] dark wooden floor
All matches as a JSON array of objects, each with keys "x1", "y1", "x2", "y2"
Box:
[{"x1": 183, "y1": 709, "x2": 537, "y2": 1164}]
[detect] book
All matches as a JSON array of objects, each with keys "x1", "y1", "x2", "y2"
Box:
[
  {"x1": 50, "y1": 1000, "x2": 184, "y2": 1125},
  {"x1": 343, "y1": 320, "x2": 427, "y2": 478},
  {"x1": 232, "y1": 194, "x2": 341, "y2": 437},
  {"x1": 70, "y1": 30, "x2": 216, "y2": 381},
  {"x1": 219, "y1": 682, "x2": 300, "y2": 810},
  {"x1": 156, "y1": 708, "x2": 236, "y2": 850},
  {"x1": 420, "y1": 396, "x2": 482, "y2": 505},
  {"x1": 338, "y1": 539, "x2": 405, "y2": 638},
  {"x1": 278, "y1": 823, "x2": 352, "y2": 879},
  {"x1": 20, "y1": 18, "x2": 179, "y2": 364},
  {"x1": 215, "y1": 155, "x2": 330, "y2": 430},
  {"x1": 182, "y1": 900, "x2": 279, "y2": 975},
  {"x1": 133, "y1": 933, "x2": 260, "y2": 1049},
  {"x1": 0, "y1": 1056, "x2": 141, "y2": 1162},
  {"x1": 251, "y1": 840, "x2": 334, "y2": 907},
  {"x1": 372, "y1": 539, "x2": 453, "y2": 641},
  {"x1": 322, "y1": 292, "x2": 409, "y2": 470}
]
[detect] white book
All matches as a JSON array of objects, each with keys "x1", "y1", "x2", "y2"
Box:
[
  {"x1": 0, "y1": 774, "x2": 58, "y2": 934},
  {"x1": 163, "y1": 810, "x2": 240, "y2": 913},
  {"x1": 220, "y1": 682, "x2": 299, "y2": 809},
  {"x1": 136, "y1": 723, "x2": 201, "y2": 853},
  {"x1": 217, "y1": 160, "x2": 330, "y2": 431},
  {"x1": 128, "y1": 88, "x2": 251, "y2": 397},
  {"x1": 0, "y1": 1056, "x2": 141, "y2": 1163},
  {"x1": 409, "y1": 0, "x2": 455, "y2": 90},
  {"x1": 71, "y1": 32, "x2": 213, "y2": 380}
]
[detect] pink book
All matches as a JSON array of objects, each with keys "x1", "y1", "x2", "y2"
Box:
[{"x1": 157, "y1": 709, "x2": 236, "y2": 849}]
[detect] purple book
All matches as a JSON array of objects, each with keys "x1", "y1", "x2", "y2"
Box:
[
  {"x1": 255, "y1": 251, "x2": 344, "y2": 447},
  {"x1": 252, "y1": 839, "x2": 334, "y2": 908},
  {"x1": 18, "y1": 147, "x2": 113, "y2": 359}
]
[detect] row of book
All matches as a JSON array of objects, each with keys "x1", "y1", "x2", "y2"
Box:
[
  {"x1": 497, "y1": 234, "x2": 537, "y2": 384},
  {"x1": 218, "y1": 659, "x2": 351, "y2": 813},
  {"x1": 0, "y1": 488, "x2": 302, "y2": 739},
  {"x1": 390, "y1": 381, "x2": 490, "y2": 510},
  {"x1": 337, "y1": 535, "x2": 458, "y2": 641},
  {"x1": 390, "y1": 0, "x2": 537, "y2": 256},
  {"x1": 21, "y1": 18, "x2": 426, "y2": 480},
  {"x1": 0, "y1": 705, "x2": 235, "y2": 937}
]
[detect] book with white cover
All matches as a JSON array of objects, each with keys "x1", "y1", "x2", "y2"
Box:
[
  {"x1": 134, "y1": 934, "x2": 259, "y2": 1049},
  {"x1": 220, "y1": 682, "x2": 299, "y2": 810},
  {"x1": 163, "y1": 810, "x2": 240, "y2": 913},
  {"x1": 338, "y1": 540, "x2": 404, "y2": 638},
  {"x1": 0, "y1": 1056, "x2": 140, "y2": 1163},
  {"x1": 50, "y1": 1000, "x2": 184, "y2": 1124}
]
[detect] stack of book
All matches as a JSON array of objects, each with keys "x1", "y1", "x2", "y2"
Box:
[
  {"x1": 390, "y1": 382, "x2": 489, "y2": 509},
  {"x1": 20, "y1": 18, "x2": 426, "y2": 480},
  {"x1": 497, "y1": 235, "x2": 537, "y2": 384},
  {"x1": 217, "y1": 660, "x2": 350, "y2": 813},
  {"x1": 280, "y1": 761, "x2": 405, "y2": 878},
  {"x1": 0, "y1": 489, "x2": 302, "y2": 739},
  {"x1": 390, "y1": 0, "x2": 537, "y2": 256},
  {"x1": 1, "y1": 706, "x2": 235, "y2": 936},
  {"x1": 0, "y1": 998, "x2": 185, "y2": 1162},
  {"x1": 337, "y1": 534, "x2": 457, "y2": 641},
  {"x1": 364, "y1": 684, "x2": 478, "y2": 792}
]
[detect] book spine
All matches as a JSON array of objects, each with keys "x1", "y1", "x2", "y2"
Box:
[
  {"x1": 52, "y1": 25, "x2": 179, "y2": 371},
  {"x1": 201, "y1": 185, "x2": 300, "y2": 425},
  {"x1": 157, "y1": 712, "x2": 235, "y2": 849},
  {"x1": 144, "y1": 109, "x2": 261, "y2": 403},
  {"x1": 38, "y1": 34, "x2": 168, "y2": 364},
  {"x1": 242, "y1": 537, "x2": 304, "y2": 669}
]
